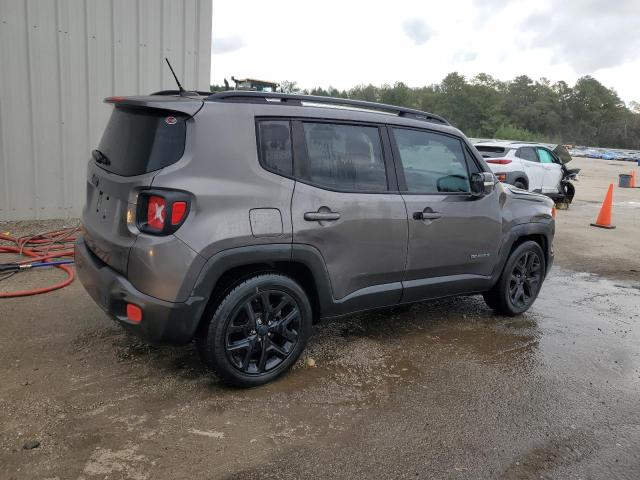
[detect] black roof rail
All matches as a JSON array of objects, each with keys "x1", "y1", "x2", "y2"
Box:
[
  {"x1": 152, "y1": 89, "x2": 212, "y2": 97},
  {"x1": 205, "y1": 91, "x2": 450, "y2": 126}
]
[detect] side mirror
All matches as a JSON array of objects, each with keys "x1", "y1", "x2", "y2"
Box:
[{"x1": 470, "y1": 172, "x2": 495, "y2": 197}]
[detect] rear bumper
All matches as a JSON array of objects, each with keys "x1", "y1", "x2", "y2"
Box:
[{"x1": 75, "y1": 237, "x2": 206, "y2": 345}]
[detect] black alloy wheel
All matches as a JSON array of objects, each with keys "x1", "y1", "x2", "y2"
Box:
[
  {"x1": 508, "y1": 250, "x2": 542, "y2": 309},
  {"x1": 482, "y1": 240, "x2": 546, "y2": 316},
  {"x1": 197, "y1": 273, "x2": 312, "y2": 387},
  {"x1": 224, "y1": 290, "x2": 300, "y2": 374}
]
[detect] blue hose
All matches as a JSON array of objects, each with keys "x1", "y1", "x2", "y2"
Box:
[
  {"x1": 0, "y1": 260, "x2": 75, "y2": 273},
  {"x1": 24, "y1": 260, "x2": 75, "y2": 269}
]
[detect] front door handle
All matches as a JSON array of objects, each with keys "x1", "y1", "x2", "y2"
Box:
[
  {"x1": 304, "y1": 211, "x2": 341, "y2": 221},
  {"x1": 413, "y1": 211, "x2": 442, "y2": 221}
]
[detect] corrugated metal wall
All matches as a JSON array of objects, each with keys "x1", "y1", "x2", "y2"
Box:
[{"x1": 0, "y1": 0, "x2": 212, "y2": 220}]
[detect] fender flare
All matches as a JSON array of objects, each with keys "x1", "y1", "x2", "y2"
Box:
[
  {"x1": 491, "y1": 221, "x2": 554, "y2": 283},
  {"x1": 189, "y1": 243, "x2": 335, "y2": 314}
]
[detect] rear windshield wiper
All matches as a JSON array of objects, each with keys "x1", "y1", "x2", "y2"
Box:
[{"x1": 92, "y1": 149, "x2": 111, "y2": 166}]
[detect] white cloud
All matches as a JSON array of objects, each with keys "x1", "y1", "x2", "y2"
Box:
[
  {"x1": 212, "y1": 34, "x2": 245, "y2": 54},
  {"x1": 402, "y1": 18, "x2": 432, "y2": 46},
  {"x1": 210, "y1": 0, "x2": 640, "y2": 103}
]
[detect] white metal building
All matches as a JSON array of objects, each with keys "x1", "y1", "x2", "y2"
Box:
[{"x1": 0, "y1": 0, "x2": 212, "y2": 220}]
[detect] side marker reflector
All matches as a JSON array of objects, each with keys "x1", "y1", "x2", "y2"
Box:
[{"x1": 126, "y1": 304, "x2": 143, "y2": 323}]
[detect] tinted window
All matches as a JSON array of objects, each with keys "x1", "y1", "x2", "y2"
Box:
[
  {"x1": 257, "y1": 120, "x2": 293, "y2": 175},
  {"x1": 393, "y1": 128, "x2": 470, "y2": 193},
  {"x1": 97, "y1": 107, "x2": 186, "y2": 176},
  {"x1": 536, "y1": 148, "x2": 555, "y2": 164},
  {"x1": 475, "y1": 145, "x2": 507, "y2": 158},
  {"x1": 516, "y1": 147, "x2": 539, "y2": 162},
  {"x1": 465, "y1": 149, "x2": 482, "y2": 175},
  {"x1": 301, "y1": 123, "x2": 387, "y2": 191}
]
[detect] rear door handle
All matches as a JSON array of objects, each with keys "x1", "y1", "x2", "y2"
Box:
[
  {"x1": 304, "y1": 211, "x2": 341, "y2": 221},
  {"x1": 413, "y1": 211, "x2": 442, "y2": 221}
]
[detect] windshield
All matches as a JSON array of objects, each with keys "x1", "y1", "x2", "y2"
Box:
[{"x1": 96, "y1": 107, "x2": 187, "y2": 176}]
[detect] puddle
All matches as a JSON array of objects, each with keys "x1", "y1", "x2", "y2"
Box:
[{"x1": 4, "y1": 267, "x2": 639, "y2": 479}]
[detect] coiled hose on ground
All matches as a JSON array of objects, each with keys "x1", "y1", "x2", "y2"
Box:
[{"x1": 0, "y1": 227, "x2": 79, "y2": 298}]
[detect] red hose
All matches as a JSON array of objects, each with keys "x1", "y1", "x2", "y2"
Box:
[{"x1": 0, "y1": 227, "x2": 79, "y2": 298}]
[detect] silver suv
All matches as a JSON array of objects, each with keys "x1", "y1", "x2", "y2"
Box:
[{"x1": 76, "y1": 91, "x2": 555, "y2": 387}]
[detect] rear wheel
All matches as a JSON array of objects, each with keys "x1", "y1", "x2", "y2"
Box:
[
  {"x1": 483, "y1": 241, "x2": 545, "y2": 316},
  {"x1": 197, "y1": 274, "x2": 312, "y2": 387},
  {"x1": 513, "y1": 179, "x2": 527, "y2": 190}
]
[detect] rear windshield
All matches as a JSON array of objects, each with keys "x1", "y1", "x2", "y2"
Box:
[
  {"x1": 96, "y1": 107, "x2": 187, "y2": 176},
  {"x1": 475, "y1": 146, "x2": 507, "y2": 158}
]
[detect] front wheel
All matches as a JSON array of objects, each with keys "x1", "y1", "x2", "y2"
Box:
[
  {"x1": 483, "y1": 241, "x2": 545, "y2": 316},
  {"x1": 197, "y1": 274, "x2": 312, "y2": 387}
]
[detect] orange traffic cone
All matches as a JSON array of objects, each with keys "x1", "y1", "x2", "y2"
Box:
[
  {"x1": 630, "y1": 170, "x2": 636, "y2": 188},
  {"x1": 591, "y1": 183, "x2": 615, "y2": 229}
]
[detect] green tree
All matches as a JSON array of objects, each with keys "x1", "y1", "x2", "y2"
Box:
[{"x1": 212, "y1": 73, "x2": 640, "y2": 148}]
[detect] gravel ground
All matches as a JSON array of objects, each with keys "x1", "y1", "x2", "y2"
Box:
[{"x1": 0, "y1": 157, "x2": 639, "y2": 479}]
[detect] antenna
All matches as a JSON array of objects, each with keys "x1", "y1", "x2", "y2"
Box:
[{"x1": 164, "y1": 57, "x2": 186, "y2": 95}]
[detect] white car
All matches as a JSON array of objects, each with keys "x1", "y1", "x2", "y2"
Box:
[{"x1": 472, "y1": 141, "x2": 572, "y2": 198}]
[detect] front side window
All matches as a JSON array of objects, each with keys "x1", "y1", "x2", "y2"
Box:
[
  {"x1": 516, "y1": 147, "x2": 539, "y2": 163},
  {"x1": 257, "y1": 120, "x2": 293, "y2": 175},
  {"x1": 301, "y1": 123, "x2": 387, "y2": 191},
  {"x1": 536, "y1": 148, "x2": 555, "y2": 164},
  {"x1": 393, "y1": 128, "x2": 470, "y2": 193}
]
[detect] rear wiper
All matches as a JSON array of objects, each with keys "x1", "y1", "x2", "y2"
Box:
[{"x1": 92, "y1": 149, "x2": 111, "y2": 166}]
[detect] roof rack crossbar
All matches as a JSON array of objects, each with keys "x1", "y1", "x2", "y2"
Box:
[{"x1": 205, "y1": 91, "x2": 450, "y2": 125}]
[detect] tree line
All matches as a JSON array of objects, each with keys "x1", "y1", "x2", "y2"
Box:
[{"x1": 212, "y1": 73, "x2": 640, "y2": 150}]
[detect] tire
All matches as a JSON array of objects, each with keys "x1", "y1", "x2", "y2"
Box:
[
  {"x1": 197, "y1": 273, "x2": 312, "y2": 387},
  {"x1": 483, "y1": 240, "x2": 545, "y2": 316},
  {"x1": 513, "y1": 179, "x2": 527, "y2": 190}
]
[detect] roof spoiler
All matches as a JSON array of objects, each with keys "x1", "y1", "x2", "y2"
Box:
[
  {"x1": 104, "y1": 95, "x2": 204, "y2": 117},
  {"x1": 151, "y1": 89, "x2": 212, "y2": 97}
]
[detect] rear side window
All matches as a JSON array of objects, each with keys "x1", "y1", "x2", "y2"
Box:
[
  {"x1": 257, "y1": 120, "x2": 293, "y2": 175},
  {"x1": 393, "y1": 128, "x2": 470, "y2": 193},
  {"x1": 301, "y1": 123, "x2": 387, "y2": 192},
  {"x1": 97, "y1": 107, "x2": 187, "y2": 176},
  {"x1": 516, "y1": 147, "x2": 539, "y2": 162}
]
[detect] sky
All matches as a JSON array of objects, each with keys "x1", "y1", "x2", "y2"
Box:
[{"x1": 210, "y1": 0, "x2": 640, "y2": 104}]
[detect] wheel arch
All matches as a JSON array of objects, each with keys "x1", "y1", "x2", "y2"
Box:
[
  {"x1": 491, "y1": 222, "x2": 554, "y2": 286},
  {"x1": 513, "y1": 175, "x2": 529, "y2": 190},
  {"x1": 190, "y1": 244, "x2": 333, "y2": 335}
]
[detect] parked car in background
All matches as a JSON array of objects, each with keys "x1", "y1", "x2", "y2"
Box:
[
  {"x1": 472, "y1": 140, "x2": 579, "y2": 205},
  {"x1": 76, "y1": 92, "x2": 556, "y2": 387}
]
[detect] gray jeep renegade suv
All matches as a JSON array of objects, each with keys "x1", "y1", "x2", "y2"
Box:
[{"x1": 76, "y1": 91, "x2": 555, "y2": 387}]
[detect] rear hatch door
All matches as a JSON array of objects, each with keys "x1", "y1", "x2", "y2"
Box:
[{"x1": 82, "y1": 96, "x2": 202, "y2": 274}]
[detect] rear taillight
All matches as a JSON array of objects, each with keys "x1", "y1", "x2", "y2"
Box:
[
  {"x1": 147, "y1": 196, "x2": 166, "y2": 231},
  {"x1": 171, "y1": 201, "x2": 187, "y2": 225},
  {"x1": 486, "y1": 158, "x2": 512, "y2": 165},
  {"x1": 137, "y1": 190, "x2": 191, "y2": 235}
]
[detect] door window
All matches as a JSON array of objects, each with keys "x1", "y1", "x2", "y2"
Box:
[
  {"x1": 536, "y1": 148, "x2": 555, "y2": 164},
  {"x1": 393, "y1": 128, "x2": 470, "y2": 193},
  {"x1": 301, "y1": 123, "x2": 387, "y2": 191},
  {"x1": 516, "y1": 147, "x2": 539, "y2": 163},
  {"x1": 257, "y1": 120, "x2": 293, "y2": 175}
]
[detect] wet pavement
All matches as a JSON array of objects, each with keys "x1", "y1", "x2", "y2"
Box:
[{"x1": 1, "y1": 267, "x2": 639, "y2": 479}]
